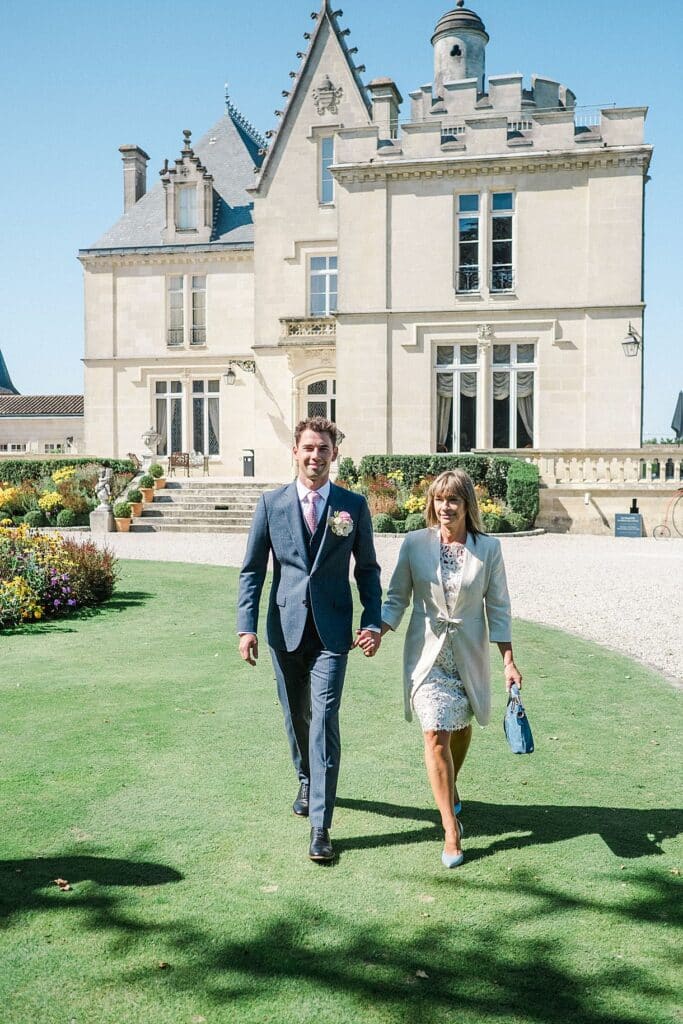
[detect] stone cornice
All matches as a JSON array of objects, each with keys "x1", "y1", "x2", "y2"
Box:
[
  {"x1": 332, "y1": 144, "x2": 653, "y2": 184},
  {"x1": 78, "y1": 246, "x2": 253, "y2": 270}
]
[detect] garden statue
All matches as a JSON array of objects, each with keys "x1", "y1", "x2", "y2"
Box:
[{"x1": 95, "y1": 467, "x2": 113, "y2": 509}]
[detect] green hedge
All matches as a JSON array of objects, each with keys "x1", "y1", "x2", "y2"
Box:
[
  {"x1": 372, "y1": 513, "x2": 396, "y2": 533},
  {"x1": 506, "y1": 460, "x2": 540, "y2": 526},
  {"x1": 356, "y1": 454, "x2": 515, "y2": 498},
  {"x1": 0, "y1": 458, "x2": 135, "y2": 485}
]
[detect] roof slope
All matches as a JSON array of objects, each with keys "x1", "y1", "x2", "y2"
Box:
[
  {"x1": 0, "y1": 395, "x2": 84, "y2": 417},
  {"x1": 0, "y1": 349, "x2": 19, "y2": 395},
  {"x1": 87, "y1": 109, "x2": 262, "y2": 251}
]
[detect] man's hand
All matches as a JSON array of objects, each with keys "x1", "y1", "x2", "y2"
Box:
[
  {"x1": 354, "y1": 628, "x2": 381, "y2": 658},
  {"x1": 239, "y1": 633, "x2": 259, "y2": 666}
]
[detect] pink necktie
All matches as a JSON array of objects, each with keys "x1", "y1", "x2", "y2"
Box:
[{"x1": 305, "y1": 492, "x2": 320, "y2": 534}]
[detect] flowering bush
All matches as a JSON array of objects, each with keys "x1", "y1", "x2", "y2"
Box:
[
  {"x1": 52, "y1": 466, "x2": 76, "y2": 485},
  {"x1": 403, "y1": 494, "x2": 427, "y2": 514},
  {"x1": 479, "y1": 497, "x2": 505, "y2": 517},
  {"x1": 38, "y1": 491, "x2": 64, "y2": 515},
  {"x1": 0, "y1": 525, "x2": 117, "y2": 628}
]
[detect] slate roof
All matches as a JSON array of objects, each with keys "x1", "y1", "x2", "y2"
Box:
[
  {"x1": 85, "y1": 108, "x2": 263, "y2": 252},
  {"x1": 0, "y1": 349, "x2": 19, "y2": 395},
  {"x1": 0, "y1": 395, "x2": 84, "y2": 417}
]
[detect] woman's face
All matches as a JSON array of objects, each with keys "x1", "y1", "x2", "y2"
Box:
[{"x1": 433, "y1": 491, "x2": 467, "y2": 531}]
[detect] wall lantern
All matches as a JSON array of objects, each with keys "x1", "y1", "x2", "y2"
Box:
[
  {"x1": 224, "y1": 360, "x2": 256, "y2": 385},
  {"x1": 622, "y1": 323, "x2": 641, "y2": 357},
  {"x1": 224, "y1": 364, "x2": 237, "y2": 386}
]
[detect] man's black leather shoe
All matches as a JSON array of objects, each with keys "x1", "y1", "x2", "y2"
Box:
[
  {"x1": 292, "y1": 782, "x2": 309, "y2": 817},
  {"x1": 309, "y1": 827, "x2": 334, "y2": 862}
]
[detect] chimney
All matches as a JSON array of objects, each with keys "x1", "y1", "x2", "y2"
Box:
[
  {"x1": 119, "y1": 145, "x2": 150, "y2": 212},
  {"x1": 367, "y1": 78, "x2": 403, "y2": 141}
]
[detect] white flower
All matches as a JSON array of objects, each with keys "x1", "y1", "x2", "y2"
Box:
[{"x1": 329, "y1": 510, "x2": 354, "y2": 537}]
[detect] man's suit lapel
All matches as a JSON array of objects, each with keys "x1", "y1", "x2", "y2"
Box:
[
  {"x1": 310, "y1": 483, "x2": 342, "y2": 574},
  {"x1": 282, "y1": 482, "x2": 311, "y2": 567}
]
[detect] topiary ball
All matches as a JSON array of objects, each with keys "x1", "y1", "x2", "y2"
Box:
[
  {"x1": 24, "y1": 510, "x2": 45, "y2": 528},
  {"x1": 56, "y1": 508, "x2": 77, "y2": 528},
  {"x1": 372, "y1": 513, "x2": 396, "y2": 533},
  {"x1": 404, "y1": 513, "x2": 427, "y2": 532}
]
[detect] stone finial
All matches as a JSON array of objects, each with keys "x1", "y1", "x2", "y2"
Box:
[
  {"x1": 457, "y1": 0, "x2": 465, "y2": 7},
  {"x1": 182, "y1": 129, "x2": 192, "y2": 151}
]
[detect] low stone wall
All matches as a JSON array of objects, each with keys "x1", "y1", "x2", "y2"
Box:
[{"x1": 538, "y1": 486, "x2": 682, "y2": 536}]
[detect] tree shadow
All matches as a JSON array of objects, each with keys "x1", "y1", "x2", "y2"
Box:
[
  {"x1": 0, "y1": 855, "x2": 182, "y2": 922},
  {"x1": 335, "y1": 797, "x2": 683, "y2": 860},
  {"x1": 103, "y1": 590, "x2": 154, "y2": 612},
  {"x1": 0, "y1": 590, "x2": 154, "y2": 634}
]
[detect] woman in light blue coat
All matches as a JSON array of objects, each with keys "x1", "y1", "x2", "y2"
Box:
[{"x1": 379, "y1": 469, "x2": 522, "y2": 868}]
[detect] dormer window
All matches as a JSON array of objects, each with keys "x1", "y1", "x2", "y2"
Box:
[{"x1": 176, "y1": 185, "x2": 198, "y2": 230}]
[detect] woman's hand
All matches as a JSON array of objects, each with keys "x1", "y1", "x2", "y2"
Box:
[{"x1": 504, "y1": 661, "x2": 522, "y2": 692}]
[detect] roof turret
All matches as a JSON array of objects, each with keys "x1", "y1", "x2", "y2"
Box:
[
  {"x1": 0, "y1": 349, "x2": 19, "y2": 395},
  {"x1": 431, "y1": 2, "x2": 489, "y2": 45}
]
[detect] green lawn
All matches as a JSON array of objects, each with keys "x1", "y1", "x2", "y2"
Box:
[{"x1": 0, "y1": 561, "x2": 680, "y2": 1024}]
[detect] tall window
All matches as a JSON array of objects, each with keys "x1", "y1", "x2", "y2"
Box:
[
  {"x1": 167, "y1": 276, "x2": 184, "y2": 347},
  {"x1": 192, "y1": 379, "x2": 220, "y2": 455},
  {"x1": 320, "y1": 137, "x2": 334, "y2": 205},
  {"x1": 176, "y1": 185, "x2": 197, "y2": 230},
  {"x1": 155, "y1": 380, "x2": 183, "y2": 456},
  {"x1": 456, "y1": 194, "x2": 480, "y2": 292},
  {"x1": 492, "y1": 343, "x2": 535, "y2": 449},
  {"x1": 491, "y1": 192, "x2": 514, "y2": 291},
  {"x1": 191, "y1": 276, "x2": 206, "y2": 345},
  {"x1": 306, "y1": 378, "x2": 336, "y2": 420},
  {"x1": 435, "y1": 344, "x2": 479, "y2": 452},
  {"x1": 309, "y1": 256, "x2": 338, "y2": 316}
]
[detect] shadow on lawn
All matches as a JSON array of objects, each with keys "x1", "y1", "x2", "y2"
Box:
[
  {"x1": 112, "y1": 873, "x2": 679, "y2": 1024},
  {"x1": 335, "y1": 798, "x2": 683, "y2": 860},
  {"x1": 0, "y1": 591, "x2": 153, "y2": 635},
  {"x1": 0, "y1": 855, "x2": 182, "y2": 921}
]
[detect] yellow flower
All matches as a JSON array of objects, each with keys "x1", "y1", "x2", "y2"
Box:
[
  {"x1": 52, "y1": 467, "x2": 76, "y2": 484},
  {"x1": 387, "y1": 470, "x2": 404, "y2": 484},
  {"x1": 38, "y1": 491, "x2": 63, "y2": 512},
  {"x1": 404, "y1": 494, "x2": 427, "y2": 514}
]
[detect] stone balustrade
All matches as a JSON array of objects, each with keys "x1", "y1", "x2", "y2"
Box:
[
  {"x1": 487, "y1": 448, "x2": 683, "y2": 488},
  {"x1": 279, "y1": 317, "x2": 336, "y2": 341}
]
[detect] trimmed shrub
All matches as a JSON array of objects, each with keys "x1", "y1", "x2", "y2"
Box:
[
  {"x1": 127, "y1": 488, "x2": 143, "y2": 503},
  {"x1": 0, "y1": 458, "x2": 135, "y2": 486},
  {"x1": 56, "y1": 508, "x2": 77, "y2": 528},
  {"x1": 113, "y1": 502, "x2": 131, "y2": 519},
  {"x1": 481, "y1": 511, "x2": 504, "y2": 533},
  {"x1": 357, "y1": 454, "x2": 515, "y2": 489},
  {"x1": 503, "y1": 511, "x2": 528, "y2": 533},
  {"x1": 149, "y1": 463, "x2": 164, "y2": 479},
  {"x1": 337, "y1": 457, "x2": 358, "y2": 484},
  {"x1": 139, "y1": 474, "x2": 155, "y2": 489},
  {"x1": 392, "y1": 519, "x2": 406, "y2": 533},
  {"x1": 60, "y1": 538, "x2": 118, "y2": 606},
  {"x1": 404, "y1": 512, "x2": 427, "y2": 532},
  {"x1": 506, "y1": 460, "x2": 540, "y2": 527},
  {"x1": 23, "y1": 510, "x2": 45, "y2": 528},
  {"x1": 372, "y1": 513, "x2": 396, "y2": 533},
  {"x1": 484, "y1": 457, "x2": 514, "y2": 500}
]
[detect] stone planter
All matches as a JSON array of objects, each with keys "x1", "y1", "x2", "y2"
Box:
[
  {"x1": 140, "y1": 487, "x2": 154, "y2": 503},
  {"x1": 129, "y1": 501, "x2": 143, "y2": 517},
  {"x1": 114, "y1": 517, "x2": 132, "y2": 533}
]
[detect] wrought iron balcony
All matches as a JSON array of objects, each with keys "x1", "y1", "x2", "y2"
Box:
[{"x1": 456, "y1": 268, "x2": 480, "y2": 293}]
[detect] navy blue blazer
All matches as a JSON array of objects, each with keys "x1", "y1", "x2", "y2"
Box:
[{"x1": 237, "y1": 481, "x2": 382, "y2": 654}]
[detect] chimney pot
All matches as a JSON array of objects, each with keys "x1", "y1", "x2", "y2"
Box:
[{"x1": 119, "y1": 145, "x2": 150, "y2": 212}]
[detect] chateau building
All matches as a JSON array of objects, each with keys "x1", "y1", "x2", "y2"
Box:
[
  {"x1": 0, "y1": 348, "x2": 84, "y2": 456},
  {"x1": 79, "y1": 1, "x2": 651, "y2": 479}
]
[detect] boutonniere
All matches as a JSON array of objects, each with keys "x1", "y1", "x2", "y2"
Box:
[{"x1": 328, "y1": 510, "x2": 354, "y2": 537}]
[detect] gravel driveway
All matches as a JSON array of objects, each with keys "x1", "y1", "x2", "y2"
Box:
[{"x1": 74, "y1": 530, "x2": 682, "y2": 685}]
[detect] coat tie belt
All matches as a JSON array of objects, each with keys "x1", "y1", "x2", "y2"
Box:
[{"x1": 434, "y1": 614, "x2": 464, "y2": 637}]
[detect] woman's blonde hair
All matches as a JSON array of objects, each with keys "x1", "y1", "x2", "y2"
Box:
[{"x1": 425, "y1": 469, "x2": 484, "y2": 537}]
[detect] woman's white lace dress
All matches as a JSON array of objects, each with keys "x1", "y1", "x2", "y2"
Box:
[{"x1": 412, "y1": 541, "x2": 474, "y2": 732}]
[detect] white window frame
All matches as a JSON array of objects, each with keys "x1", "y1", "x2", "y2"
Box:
[
  {"x1": 490, "y1": 191, "x2": 515, "y2": 293},
  {"x1": 191, "y1": 275, "x2": 206, "y2": 346},
  {"x1": 191, "y1": 378, "x2": 221, "y2": 456},
  {"x1": 308, "y1": 254, "x2": 338, "y2": 317},
  {"x1": 154, "y1": 379, "x2": 185, "y2": 456},
  {"x1": 434, "y1": 343, "x2": 480, "y2": 453},
  {"x1": 176, "y1": 184, "x2": 198, "y2": 231},
  {"x1": 304, "y1": 377, "x2": 337, "y2": 421},
  {"x1": 490, "y1": 342, "x2": 536, "y2": 449},
  {"x1": 456, "y1": 193, "x2": 481, "y2": 293},
  {"x1": 167, "y1": 275, "x2": 208, "y2": 347},
  {"x1": 319, "y1": 136, "x2": 335, "y2": 205},
  {"x1": 167, "y1": 275, "x2": 184, "y2": 347}
]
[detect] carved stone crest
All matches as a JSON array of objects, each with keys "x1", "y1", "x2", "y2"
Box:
[
  {"x1": 477, "y1": 323, "x2": 494, "y2": 344},
  {"x1": 313, "y1": 75, "x2": 343, "y2": 116}
]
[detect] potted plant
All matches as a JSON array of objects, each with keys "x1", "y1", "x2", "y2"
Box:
[
  {"x1": 113, "y1": 501, "x2": 132, "y2": 533},
  {"x1": 149, "y1": 463, "x2": 166, "y2": 490},
  {"x1": 139, "y1": 474, "x2": 155, "y2": 503},
  {"x1": 127, "y1": 488, "x2": 143, "y2": 518}
]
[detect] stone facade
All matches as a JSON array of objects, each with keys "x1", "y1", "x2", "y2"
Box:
[{"x1": 80, "y1": 2, "x2": 652, "y2": 481}]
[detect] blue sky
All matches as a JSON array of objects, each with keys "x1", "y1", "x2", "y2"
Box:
[{"x1": 1, "y1": 0, "x2": 681, "y2": 438}]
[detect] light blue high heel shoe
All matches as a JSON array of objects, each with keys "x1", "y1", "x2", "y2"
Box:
[
  {"x1": 442, "y1": 819, "x2": 464, "y2": 868},
  {"x1": 454, "y1": 801, "x2": 462, "y2": 816}
]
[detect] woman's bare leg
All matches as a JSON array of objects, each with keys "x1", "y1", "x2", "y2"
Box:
[
  {"x1": 450, "y1": 724, "x2": 472, "y2": 808},
  {"x1": 424, "y1": 730, "x2": 461, "y2": 855}
]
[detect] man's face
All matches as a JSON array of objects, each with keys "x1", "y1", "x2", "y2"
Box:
[{"x1": 293, "y1": 428, "x2": 338, "y2": 487}]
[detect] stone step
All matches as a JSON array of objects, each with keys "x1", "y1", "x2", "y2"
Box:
[
  {"x1": 135, "y1": 512, "x2": 253, "y2": 523},
  {"x1": 130, "y1": 522, "x2": 250, "y2": 533}
]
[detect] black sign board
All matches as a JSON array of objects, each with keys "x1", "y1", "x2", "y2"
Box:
[{"x1": 614, "y1": 513, "x2": 643, "y2": 538}]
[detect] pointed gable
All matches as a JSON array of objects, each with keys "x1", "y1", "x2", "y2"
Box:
[{"x1": 253, "y1": 0, "x2": 371, "y2": 195}]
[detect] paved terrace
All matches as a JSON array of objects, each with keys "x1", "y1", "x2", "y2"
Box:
[{"x1": 73, "y1": 531, "x2": 682, "y2": 686}]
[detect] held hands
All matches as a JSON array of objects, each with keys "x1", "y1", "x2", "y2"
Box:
[
  {"x1": 354, "y1": 628, "x2": 381, "y2": 658},
  {"x1": 239, "y1": 633, "x2": 258, "y2": 666}
]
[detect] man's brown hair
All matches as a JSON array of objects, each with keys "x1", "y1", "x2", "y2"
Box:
[{"x1": 294, "y1": 416, "x2": 339, "y2": 447}]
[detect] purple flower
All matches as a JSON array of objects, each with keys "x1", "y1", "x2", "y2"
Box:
[
  {"x1": 53, "y1": 599, "x2": 60, "y2": 607},
  {"x1": 67, "y1": 599, "x2": 76, "y2": 606}
]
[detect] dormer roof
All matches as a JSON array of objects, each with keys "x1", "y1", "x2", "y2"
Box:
[{"x1": 84, "y1": 104, "x2": 264, "y2": 252}]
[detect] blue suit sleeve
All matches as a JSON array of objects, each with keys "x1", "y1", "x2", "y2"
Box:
[
  {"x1": 352, "y1": 496, "x2": 382, "y2": 630},
  {"x1": 236, "y1": 494, "x2": 270, "y2": 635}
]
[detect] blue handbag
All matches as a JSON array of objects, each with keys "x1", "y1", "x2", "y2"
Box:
[{"x1": 504, "y1": 684, "x2": 535, "y2": 754}]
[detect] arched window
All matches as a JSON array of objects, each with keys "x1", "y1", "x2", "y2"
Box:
[{"x1": 306, "y1": 378, "x2": 336, "y2": 421}]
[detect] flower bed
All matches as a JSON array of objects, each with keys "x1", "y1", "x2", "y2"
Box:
[
  {"x1": 0, "y1": 525, "x2": 117, "y2": 628},
  {"x1": 0, "y1": 460, "x2": 134, "y2": 528}
]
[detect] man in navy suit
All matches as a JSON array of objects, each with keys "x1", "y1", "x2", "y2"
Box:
[{"x1": 237, "y1": 417, "x2": 382, "y2": 861}]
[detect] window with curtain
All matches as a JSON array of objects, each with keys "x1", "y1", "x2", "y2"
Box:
[
  {"x1": 456, "y1": 194, "x2": 480, "y2": 292},
  {"x1": 191, "y1": 276, "x2": 206, "y2": 345},
  {"x1": 192, "y1": 379, "x2": 220, "y2": 456},
  {"x1": 176, "y1": 186, "x2": 197, "y2": 230},
  {"x1": 435, "y1": 344, "x2": 479, "y2": 452},
  {"x1": 167, "y1": 276, "x2": 184, "y2": 347},
  {"x1": 320, "y1": 137, "x2": 334, "y2": 205},
  {"x1": 491, "y1": 192, "x2": 514, "y2": 291},
  {"x1": 492, "y1": 343, "x2": 535, "y2": 448},
  {"x1": 155, "y1": 380, "x2": 183, "y2": 456},
  {"x1": 309, "y1": 256, "x2": 338, "y2": 316}
]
